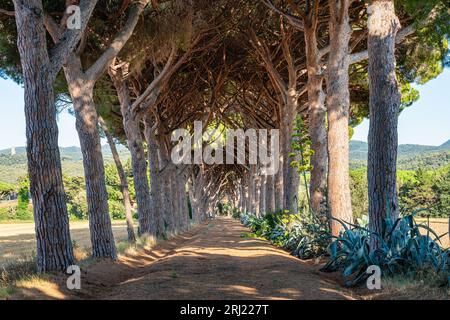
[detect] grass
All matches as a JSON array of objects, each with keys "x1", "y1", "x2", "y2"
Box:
[
  {"x1": 0, "y1": 254, "x2": 38, "y2": 299},
  {"x1": 116, "y1": 233, "x2": 157, "y2": 256},
  {"x1": 364, "y1": 274, "x2": 450, "y2": 300}
]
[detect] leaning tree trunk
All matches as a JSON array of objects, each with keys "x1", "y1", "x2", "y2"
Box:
[
  {"x1": 13, "y1": 0, "x2": 74, "y2": 272},
  {"x1": 109, "y1": 70, "x2": 154, "y2": 236},
  {"x1": 304, "y1": 25, "x2": 328, "y2": 217},
  {"x1": 99, "y1": 117, "x2": 136, "y2": 243},
  {"x1": 65, "y1": 70, "x2": 116, "y2": 260},
  {"x1": 367, "y1": 0, "x2": 401, "y2": 249},
  {"x1": 327, "y1": 0, "x2": 354, "y2": 236}
]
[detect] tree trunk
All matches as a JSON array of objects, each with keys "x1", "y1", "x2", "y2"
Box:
[
  {"x1": 281, "y1": 93, "x2": 300, "y2": 213},
  {"x1": 259, "y1": 174, "x2": 267, "y2": 215},
  {"x1": 109, "y1": 70, "x2": 154, "y2": 237},
  {"x1": 367, "y1": 0, "x2": 401, "y2": 249},
  {"x1": 304, "y1": 25, "x2": 328, "y2": 217},
  {"x1": 144, "y1": 117, "x2": 165, "y2": 237},
  {"x1": 327, "y1": 0, "x2": 354, "y2": 236},
  {"x1": 159, "y1": 142, "x2": 176, "y2": 233},
  {"x1": 266, "y1": 174, "x2": 275, "y2": 214},
  {"x1": 99, "y1": 117, "x2": 136, "y2": 243},
  {"x1": 13, "y1": 0, "x2": 74, "y2": 272},
  {"x1": 64, "y1": 66, "x2": 116, "y2": 260},
  {"x1": 274, "y1": 168, "x2": 284, "y2": 211},
  {"x1": 255, "y1": 174, "x2": 261, "y2": 216},
  {"x1": 125, "y1": 118, "x2": 153, "y2": 236}
]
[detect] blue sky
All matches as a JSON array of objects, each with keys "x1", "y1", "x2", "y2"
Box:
[
  {"x1": 352, "y1": 68, "x2": 450, "y2": 146},
  {"x1": 0, "y1": 68, "x2": 449, "y2": 150}
]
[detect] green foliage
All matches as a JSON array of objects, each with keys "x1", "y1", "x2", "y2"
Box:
[
  {"x1": 349, "y1": 169, "x2": 369, "y2": 220},
  {"x1": 64, "y1": 176, "x2": 88, "y2": 220},
  {"x1": 399, "y1": 165, "x2": 450, "y2": 218},
  {"x1": 0, "y1": 181, "x2": 14, "y2": 200},
  {"x1": 321, "y1": 211, "x2": 449, "y2": 287},
  {"x1": 16, "y1": 184, "x2": 31, "y2": 220},
  {"x1": 240, "y1": 210, "x2": 331, "y2": 260},
  {"x1": 350, "y1": 165, "x2": 450, "y2": 219},
  {"x1": 290, "y1": 116, "x2": 313, "y2": 209}
]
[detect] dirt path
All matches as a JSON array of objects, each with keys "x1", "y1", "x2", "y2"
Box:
[
  {"x1": 15, "y1": 217, "x2": 356, "y2": 300},
  {"x1": 48, "y1": 218, "x2": 351, "y2": 299}
]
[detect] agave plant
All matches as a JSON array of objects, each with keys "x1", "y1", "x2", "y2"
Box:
[
  {"x1": 321, "y1": 210, "x2": 450, "y2": 286},
  {"x1": 284, "y1": 213, "x2": 331, "y2": 259}
]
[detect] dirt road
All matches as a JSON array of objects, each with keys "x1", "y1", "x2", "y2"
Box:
[{"x1": 14, "y1": 217, "x2": 355, "y2": 300}]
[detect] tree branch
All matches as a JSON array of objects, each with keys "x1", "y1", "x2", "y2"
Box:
[
  {"x1": 86, "y1": 0, "x2": 149, "y2": 82},
  {"x1": 49, "y1": 0, "x2": 98, "y2": 81},
  {"x1": 261, "y1": 0, "x2": 304, "y2": 31}
]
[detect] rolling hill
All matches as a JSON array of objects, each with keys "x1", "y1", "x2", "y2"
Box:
[
  {"x1": 349, "y1": 139, "x2": 450, "y2": 170},
  {"x1": 0, "y1": 145, "x2": 130, "y2": 184},
  {"x1": 0, "y1": 139, "x2": 449, "y2": 184}
]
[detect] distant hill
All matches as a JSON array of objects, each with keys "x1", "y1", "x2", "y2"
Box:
[
  {"x1": 349, "y1": 139, "x2": 450, "y2": 170},
  {"x1": 0, "y1": 145, "x2": 130, "y2": 184},
  {"x1": 1, "y1": 139, "x2": 449, "y2": 184}
]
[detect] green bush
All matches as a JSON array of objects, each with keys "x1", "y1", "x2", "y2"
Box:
[
  {"x1": 240, "y1": 210, "x2": 331, "y2": 259},
  {"x1": 321, "y1": 211, "x2": 449, "y2": 286},
  {"x1": 15, "y1": 186, "x2": 31, "y2": 220}
]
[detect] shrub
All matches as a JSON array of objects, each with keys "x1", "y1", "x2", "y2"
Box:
[{"x1": 240, "y1": 210, "x2": 331, "y2": 260}]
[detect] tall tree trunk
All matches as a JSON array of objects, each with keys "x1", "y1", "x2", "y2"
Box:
[
  {"x1": 327, "y1": 0, "x2": 354, "y2": 236},
  {"x1": 65, "y1": 66, "x2": 116, "y2": 259},
  {"x1": 246, "y1": 170, "x2": 254, "y2": 213},
  {"x1": 367, "y1": 0, "x2": 401, "y2": 249},
  {"x1": 304, "y1": 25, "x2": 328, "y2": 216},
  {"x1": 108, "y1": 69, "x2": 154, "y2": 236},
  {"x1": 99, "y1": 117, "x2": 136, "y2": 243},
  {"x1": 159, "y1": 141, "x2": 176, "y2": 232},
  {"x1": 275, "y1": 167, "x2": 284, "y2": 211},
  {"x1": 255, "y1": 174, "x2": 261, "y2": 216},
  {"x1": 68, "y1": 78, "x2": 117, "y2": 260},
  {"x1": 144, "y1": 117, "x2": 165, "y2": 237},
  {"x1": 259, "y1": 174, "x2": 267, "y2": 215},
  {"x1": 266, "y1": 174, "x2": 275, "y2": 214},
  {"x1": 282, "y1": 93, "x2": 300, "y2": 213},
  {"x1": 13, "y1": 0, "x2": 74, "y2": 272}
]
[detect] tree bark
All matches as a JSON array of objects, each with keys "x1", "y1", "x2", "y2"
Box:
[
  {"x1": 327, "y1": 0, "x2": 354, "y2": 236},
  {"x1": 266, "y1": 174, "x2": 275, "y2": 214},
  {"x1": 13, "y1": 0, "x2": 74, "y2": 272},
  {"x1": 108, "y1": 68, "x2": 154, "y2": 236},
  {"x1": 304, "y1": 24, "x2": 328, "y2": 217},
  {"x1": 99, "y1": 117, "x2": 136, "y2": 243},
  {"x1": 367, "y1": 0, "x2": 401, "y2": 249},
  {"x1": 259, "y1": 174, "x2": 267, "y2": 215},
  {"x1": 159, "y1": 141, "x2": 176, "y2": 232},
  {"x1": 144, "y1": 117, "x2": 166, "y2": 237},
  {"x1": 274, "y1": 168, "x2": 284, "y2": 211},
  {"x1": 65, "y1": 64, "x2": 116, "y2": 260},
  {"x1": 281, "y1": 92, "x2": 300, "y2": 213}
]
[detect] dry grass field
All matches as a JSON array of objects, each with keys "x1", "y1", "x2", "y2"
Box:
[
  {"x1": 0, "y1": 221, "x2": 130, "y2": 266},
  {"x1": 416, "y1": 218, "x2": 449, "y2": 249}
]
